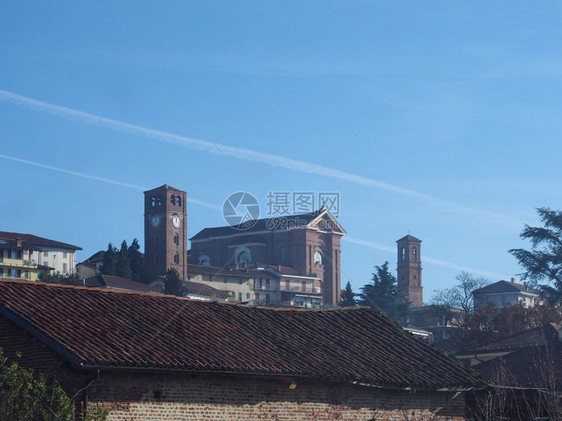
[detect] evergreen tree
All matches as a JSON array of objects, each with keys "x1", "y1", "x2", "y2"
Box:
[
  {"x1": 128, "y1": 238, "x2": 145, "y2": 282},
  {"x1": 100, "y1": 243, "x2": 118, "y2": 275},
  {"x1": 510, "y1": 207, "x2": 562, "y2": 303},
  {"x1": 339, "y1": 281, "x2": 357, "y2": 307},
  {"x1": 358, "y1": 261, "x2": 409, "y2": 325},
  {"x1": 116, "y1": 240, "x2": 132, "y2": 279},
  {"x1": 163, "y1": 269, "x2": 187, "y2": 297}
]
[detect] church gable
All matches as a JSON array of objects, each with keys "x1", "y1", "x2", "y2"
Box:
[{"x1": 306, "y1": 209, "x2": 346, "y2": 235}]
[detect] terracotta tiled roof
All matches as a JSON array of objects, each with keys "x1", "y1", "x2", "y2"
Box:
[
  {"x1": 0, "y1": 280, "x2": 481, "y2": 391},
  {"x1": 187, "y1": 264, "x2": 274, "y2": 279},
  {"x1": 473, "y1": 280, "x2": 540, "y2": 296},
  {"x1": 84, "y1": 275, "x2": 160, "y2": 293},
  {"x1": 184, "y1": 281, "x2": 230, "y2": 299},
  {"x1": 0, "y1": 231, "x2": 81, "y2": 251},
  {"x1": 396, "y1": 234, "x2": 422, "y2": 243},
  {"x1": 474, "y1": 324, "x2": 559, "y2": 352}
]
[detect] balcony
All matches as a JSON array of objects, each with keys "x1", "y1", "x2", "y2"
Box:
[{"x1": 1, "y1": 258, "x2": 38, "y2": 269}]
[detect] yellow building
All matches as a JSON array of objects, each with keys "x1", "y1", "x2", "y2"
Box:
[{"x1": 0, "y1": 232, "x2": 81, "y2": 281}]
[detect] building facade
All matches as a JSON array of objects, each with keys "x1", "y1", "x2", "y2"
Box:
[
  {"x1": 144, "y1": 185, "x2": 188, "y2": 281},
  {"x1": 190, "y1": 208, "x2": 345, "y2": 307},
  {"x1": 473, "y1": 278, "x2": 540, "y2": 309},
  {"x1": 0, "y1": 231, "x2": 81, "y2": 280},
  {"x1": 396, "y1": 234, "x2": 423, "y2": 308}
]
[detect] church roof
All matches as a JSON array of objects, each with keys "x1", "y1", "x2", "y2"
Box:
[
  {"x1": 396, "y1": 234, "x2": 422, "y2": 243},
  {"x1": 191, "y1": 208, "x2": 344, "y2": 241},
  {"x1": 0, "y1": 280, "x2": 481, "y2": 391}
]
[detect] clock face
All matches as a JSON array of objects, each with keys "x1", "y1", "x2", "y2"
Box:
[
  {"x1": 172, "y1": 214, "x2": 181, "y2": 228},
  {"x1": 151, "y1": 215, "x2": 161, "y2": 227}
]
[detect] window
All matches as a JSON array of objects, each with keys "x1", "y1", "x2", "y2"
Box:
[
  {"x1": 151, "y1": 196, "x2": 156, "y2": 207},
  {"x1": 174, "y1": 234, "x2": 179, "y2": 245},
  {"x1": 171, "y1": 195, "x2": 176, "y2": 206},
  {"x1": 63, "y1": 263, "x2": 68, "y2": 273},
  {"x1": 16, "y1": 269, "x2": 21, "y2": 278},
  {"x1": 278, "y1": 246, "x2": 286, "y2": 264},
  {"x1": 235, "y1": 247, "x2": 251, "y2": 265},
  {"x1": 44, "y1": 251, "x2": 48, "y2": 257},
  {"x1": 199, "y1": 255, "x2": 210, "y2": 266},
  {"x1": 412, "y1": 247, "x2": 417, "y2": 262},
  {"x1": 174, "y1": 253, "x2": 179, "y2": 264},
  {"x1": 238, "y1": 292, "x2": 242, "y2": 301},
  {"x1": 24, "y1": 271, "x2": 29, "y2": 279},
  {"x1": 0, "y1": 268, "x2": 3, "y2": 276},
  {"x1": 157, "y1": 195, "x2": 162, "y2": 206},
  {"x1": 314, "y1": 251, "x2": 323, "y2": 266},
  {"x1": 246, "y1": 293, "x2": 250, "y2": 299},
  {"x1": 401, "y1": 247, "x2": 406, "y2": 261},
  {"x1": 63, "y1": 252, "x2": 68, "y2": 258},
  {"x1": 176, "y1": 196, "x2": 181, "y2": 207},
  {"x1": 7, "y1": 269, "x2": 16, "y2": 277},
  {"x1": 10, "y1": 250, "x2": 21, "y2": 259}
]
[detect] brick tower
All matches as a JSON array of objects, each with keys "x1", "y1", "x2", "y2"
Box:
[
  {"x1": 396, "y1": 234, "x2": 423, "y2": 308},
  {"x1": 144, "y1": 185, "x2": 187, "y2": 281}
]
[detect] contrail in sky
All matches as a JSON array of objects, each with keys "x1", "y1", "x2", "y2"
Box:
[
  {"x1": 0, "y1": 152, "x2": 506, "y2": 278},
  {"x1": 0, "y1": 153, "x2": 222, "y2": 211},
  {"x1": 0, "y1": 89, "x2": 524, "y2": 229},
  {"x1": 343, "y1": 236, "x2": 509, "y2": 280}
]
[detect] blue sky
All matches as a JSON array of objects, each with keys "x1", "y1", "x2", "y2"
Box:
[{"x1": 1, "y1": 1, "x2": 561, "y2": 299}]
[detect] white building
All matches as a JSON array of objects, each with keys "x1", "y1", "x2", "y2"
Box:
[{"x1": 473, "y1": 278, "x2": 540, "y2": 309}]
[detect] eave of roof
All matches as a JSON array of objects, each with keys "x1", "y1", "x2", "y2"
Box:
[{"x1": 0, "y1": 280, "x2": 482, "y2": 391}]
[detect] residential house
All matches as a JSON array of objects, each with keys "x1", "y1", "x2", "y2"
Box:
[
  {"x1": 473, "y1": 278, "x2": 540, "y2": 309},
  {"x1": 0, "y1": 231, "x2": 81, "y2": 280},
  {"x1": 0, "y1": 280, "x2": 483, "y2": 420}
]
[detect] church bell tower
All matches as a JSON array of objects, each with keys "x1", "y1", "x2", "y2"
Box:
[
  {"x1": 396, "y1": 234, "x2": 423, "y2": 308},
  {"x1": 144, "y1": 185, "x2": 187, "y2": 281}
]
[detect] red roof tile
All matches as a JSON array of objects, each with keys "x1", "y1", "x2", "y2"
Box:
[
  {"x1": 0, "y1": 280, "x2": 482, "y2": 391},
  {"x1": 474, "y1": 324, "x2": 559, "y2": 352},
  {"x1": 0, "y1": 231, "x2": 81, "y2": 251}
]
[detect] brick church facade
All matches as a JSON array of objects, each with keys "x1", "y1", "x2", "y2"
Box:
[{"x1": 190, "y1": 207, "x2": 345, "y2": 307}]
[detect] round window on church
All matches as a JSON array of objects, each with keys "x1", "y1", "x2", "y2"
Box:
[{"x1": 237, "y1": 251, "x2": 251, "y2": 265}]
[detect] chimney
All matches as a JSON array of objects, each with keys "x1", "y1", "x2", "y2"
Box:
[{"x1": 511, "y1": 277, "x2": 516, "y2": 283}]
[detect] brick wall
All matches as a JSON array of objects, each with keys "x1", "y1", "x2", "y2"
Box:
[
  {"x1": 85, "y1": 372, "x2": 466, "y2": 420},
  {"x1": 0, "y1": 315, "x2": 468, "y2": 420}
]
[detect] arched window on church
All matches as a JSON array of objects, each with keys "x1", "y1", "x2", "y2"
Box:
[
  {"x1": 157, "y1": 195, "x2": 162, "y2": 206},
  {"x1": 176, "y1": 196, "x2": 181, "y2": 207},
  {"x1": 412, "y1": 247, "x2": 417, "y2": 262},
  {"x1": 151, "y1": 196, "x2": 156, "y2": 207},
  {"x1": 174, "y1": 252, "x2": 179, "y2": 264},
  {"x1": 174, "y1": 233, "x2": 179, "y2": 245},
  {"x1": 401, "y1": 247, "x2": 406, "y2": 261},
  {"x1": 171, "y1": 195, "x2": 176, "y2": 206}
]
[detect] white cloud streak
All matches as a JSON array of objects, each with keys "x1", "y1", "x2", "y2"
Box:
[
  {"x1": 0, "y1": 89, "x2": 524, "y2": 229},
  {"x1": 343, "y1": 236, "x2": 510, "y2": 280},
  {"x1": 0, "y1": 151, "x2": 505, "y2": 278},
  {"x1": 0, "y1": 153, "x2": 222, "y2": 211}
]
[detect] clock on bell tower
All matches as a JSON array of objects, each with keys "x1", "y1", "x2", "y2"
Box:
[{"x1": 144, "y1": 185, "x2": 187, "y2": 281}]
